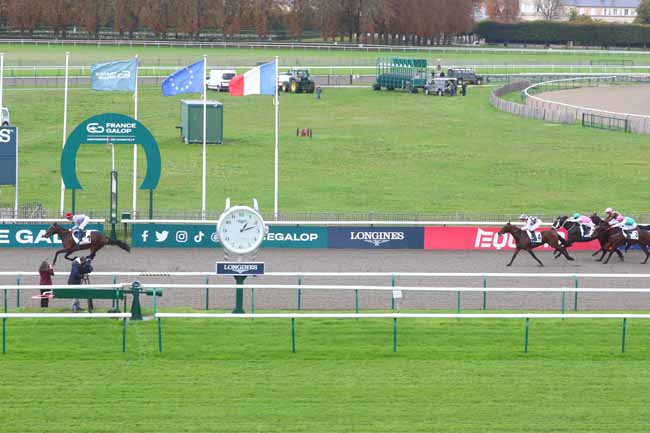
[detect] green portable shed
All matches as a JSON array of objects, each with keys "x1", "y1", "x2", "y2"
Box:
[{"x1": 179, "y1": 100, "x2": 224, "y2": 144}]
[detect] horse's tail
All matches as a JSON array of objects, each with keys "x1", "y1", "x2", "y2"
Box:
[{"x1": 108, "y1": 238, "x2": 131, "y2": 253}]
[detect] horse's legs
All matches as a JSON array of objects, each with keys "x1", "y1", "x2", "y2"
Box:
[
  {"x1": 642, "y1": 245, "x2": 650, "y2": 264},
  {"x1": 616, "y1": 249, "x2": 624, "y2": 261},
  {"x1": 603, "y1": 249, "x2": 616, "y2": 264},
  {"x1": 506, "y1": 249, "x2": 520, "y2": 267},
  {"x1": 52, "y1": 249, "x2": 67, "y2": 266},
  {"x1": 63, "y1": 251, "x2": 77, "y2": 262},
  {"x1": 527, "y1": 249, "x2": 544, "y2": 267},
  {"x1": 596, "y1": 249, "x2": 607, "y2": 261},
  {"x1": 560, "y1": 247, "x2": 574, "y2": 261}
]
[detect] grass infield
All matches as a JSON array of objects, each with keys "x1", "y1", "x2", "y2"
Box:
[{"x1": 1, "y1": 312, "x2": 650, "y2": 432}]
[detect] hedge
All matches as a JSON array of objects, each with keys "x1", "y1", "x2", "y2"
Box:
[{"x1": 477, "y1": 21, "x2": 650, "y2": 47}]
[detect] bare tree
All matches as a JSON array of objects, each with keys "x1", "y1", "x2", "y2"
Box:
[
  {"x1": 81, "y1": 0, "x2": 113, "y2": 38},
  {"x1": 535, "y1": 0, "x2": 563, "y2": 20},
  {"x1": 485, "y1": 0, "x2": 519, "y2": 22},
  {"x1": 114, "y1": 0, "x2": 140, "y2": 38},
  {"x1": 7, "y1": 0, "x2": 42, "y2": 35}
]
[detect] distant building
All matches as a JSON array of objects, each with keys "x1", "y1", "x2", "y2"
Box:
[{"x1": 516, "y1": 1, "x2": 640, "y2": 23}]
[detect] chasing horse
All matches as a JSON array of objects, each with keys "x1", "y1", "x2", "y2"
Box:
[
  {"x1": 552, "y1": 214, "x2": 622, "y2": 261},
  {"x1": 44, "y1": 218, "x2": 131, "y2": 265},
  {"x1": 592, "y1": 220, "x2": 650, "y2": 264},
  {"x1": 498, "y1": 222, "x2": 573, "y2": 267}
]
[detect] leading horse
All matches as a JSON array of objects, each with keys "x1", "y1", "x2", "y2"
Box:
[
  {"x1": 44, "y1": 223, "x2": 131, "y2": 265},
  {"x1": 498, "y1": 223, "x2": 573, "y2": 267}
]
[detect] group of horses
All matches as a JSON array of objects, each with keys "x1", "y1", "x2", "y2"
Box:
[{"x1": 498, "y1": 214, "x2": 650, "y2": 267}]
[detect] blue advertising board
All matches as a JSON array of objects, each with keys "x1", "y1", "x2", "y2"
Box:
[
  {"x1": 0, "y1": 224, "x2": 103, "y2": 248},
  {"x1": 131, "y1": 224, "x2": 328, "y2": 248},
  {"x1": 0, "y1": 127, "x2": 17, "y2": 185},
  {"x1": 328, "y1": 227, "x2": 424, "y2": 249}
]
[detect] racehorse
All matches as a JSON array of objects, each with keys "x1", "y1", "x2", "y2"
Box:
[
  {"x1": 498, "y1": 223, "x2": 573, "y2": 267},
  {"x1": 44, "y1": 223, "x2": 131, "y2": 265},
  {"x1": 592, "y1": 221, "x2": 650, "y2": 264},
  {"x1": 552, "y1": 215, "x2": 621, "y2": 261},
  {"x1": 588, "y1": 213, "x2": 623, "y2": 262}
]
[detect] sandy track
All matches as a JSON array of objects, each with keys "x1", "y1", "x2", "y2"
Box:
[
  {"x1": 2, "y1": 248, "x2": 650, "y2": 312},
  {"x1": 535, "y1": 85, "x2": 650, "y2": 116}
]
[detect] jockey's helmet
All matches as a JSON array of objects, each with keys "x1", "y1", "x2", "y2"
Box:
[
  {"x1": 573, "y1": 213, "x2": 581, "y2": 219},
  {"x1": 616, "y1": 215, "x2": 625, "y2": 222},
  {"x1": 605, "y1": 207, "x2": 613, "y2": 214},
  {"x1": 519, "y1": 214, "x2": 528, "y2": 220},
  {"x1": 65, "y1": 212, "x2": 73, "y2": 220}
]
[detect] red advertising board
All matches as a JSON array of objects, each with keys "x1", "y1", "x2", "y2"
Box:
[{"x1": 424, "y1": 226, "x2": 600, "y2": 251}]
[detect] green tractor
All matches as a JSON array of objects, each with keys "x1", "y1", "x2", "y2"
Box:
[{"x1": 278, "y1": 69, "x2": 316, "y2": 94}]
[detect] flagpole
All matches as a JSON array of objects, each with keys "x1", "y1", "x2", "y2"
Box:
[
  {"x1": 274, "y1": 56, "x2": 279, "y2": 220},
  {"x1": 0, "y1": 52, "x2": 4, "y2": 113},
  {"x1": 201, "y1": 54, "x2": 207, "y2": 220},
  {"x1": 60, "y1": 52, "x2": 70, "y2": 216},
  {"x1": 133, "y1": 55, "x2": 139, "y2": 219}
]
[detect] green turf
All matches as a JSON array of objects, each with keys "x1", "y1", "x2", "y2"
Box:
[
  {"x1": 2, "y1": 313, "x2": 650, "y2": 432},
  {"x1": 2, "y1": 43, "x2": 650, "y2": 67},
  {"x1": 5, "y1": 83, "x2": 648, "y2": 216}
]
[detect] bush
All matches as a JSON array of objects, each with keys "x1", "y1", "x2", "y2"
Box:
[{"x1": 477, "y1": 20, "x2": 650, "y2": 47}]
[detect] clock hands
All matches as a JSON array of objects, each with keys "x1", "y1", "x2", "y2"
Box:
[
  {"x1": 241, "y1": 226, "x2": 257, "y2": 232},
  {"x1": 240, "y1": 223, "x2": 249, "y2": 233}
]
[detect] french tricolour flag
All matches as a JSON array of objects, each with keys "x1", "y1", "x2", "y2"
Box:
[{"x1": 229, "y1": 61, "x2": 277, "y2": 96}]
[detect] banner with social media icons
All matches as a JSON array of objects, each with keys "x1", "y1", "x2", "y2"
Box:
[{"x1": 131, "y1": 224, "x2": 328, "y2": 248}]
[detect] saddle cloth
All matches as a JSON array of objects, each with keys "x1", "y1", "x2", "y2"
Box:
[
  {"x1": 580, "y1": 224, "x2": 593, "y2": 238},
  {"x1": 528, "y1": 231, "x2": 543, "y2": 245},
  {"x1": 624, "y1": 230, "x2": 639, "y2": 240},
  {"x1": 72, "y1": 230, "x2": 92, "y2": 245}
]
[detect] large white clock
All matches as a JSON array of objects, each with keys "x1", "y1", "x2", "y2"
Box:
[{"x1": 216, "y1": 202, "x2": 266, "y2": 255}]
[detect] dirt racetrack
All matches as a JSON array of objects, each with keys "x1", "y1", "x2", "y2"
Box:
[
  {"x1": 2, "y1": 248, "x2": 650, "y2": 312},
  {"x1": 537, "y1": 84, "x2": 650, "y2": 116}
]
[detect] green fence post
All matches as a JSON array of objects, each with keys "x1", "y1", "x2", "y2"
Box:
[
  {"x1": 291, "y1": 318, "x2": 296, "y2": 353},
  {"x1": 573, "y1": 275, "x2": 579, "y2": 311},
  {"x1": 122, "y1": 318, "x2": 127, "y2": 353},
  {"x1": 391, "y1": 274, "x2": 396, "y2": 310},
  {"x1": 621, "y1": 318, "x2": 627, "y2": 354},
  {"x1": 16, "y1": 276, "x2": 20, "y2": 308},
  {"x1": 152, "y1": 288, "x2": 158, "y2": 316},
  {"x1": 157, "y1": 318, "x2": 163, "y2": 353},
  {"x1": 457, "y1": 291, "x2": 461, "y2": 319},
  {"x1": 112, "y1": 275, "x2": 118, "y2": 310},
  {"x1": 2, "y1": 316, "x2": 5, "y2": 354},
  {"x1": 354, "y1": 289, "x2": 359, "y2": 314},
  {"x1": 251, "y1": 288, "x2": 255, "y2": 316},
  {"x1": 204, "y1": 276, "x2": 209, "y2": 310},
  {"x1": 482, "y1": 275, "x2": 487, "y2": 310},
  {"x1": 3, "y1": 289, "x2": 6, "y2": 313},
  {"x1": 393, "y1": 318, "x2": 397, "y2": 353},
  {"x1": 561, "y1": 291, "x2": 566, "y2": 317},
  {"x1": 297, "y1": 276, "x2": 302, "y2": 310},
  {"x1": 524, "y1": 318, "x2": 530, "y2": 353}
]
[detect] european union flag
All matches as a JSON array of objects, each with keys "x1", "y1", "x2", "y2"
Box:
[{"x1": 162, "y1": 60, "x2": 205, "y2": 96}]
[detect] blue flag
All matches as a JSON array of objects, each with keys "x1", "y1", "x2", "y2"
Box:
[
  {"x1": 90, "y1": 59, "x2": 138, "y2": 92},
  {"x1": 162, "y1": 60, "x2": 205, "y2": 96}
]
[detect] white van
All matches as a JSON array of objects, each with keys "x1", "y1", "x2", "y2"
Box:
[{"x1": 207, "y1": 69, "x2": 237, "y2": 92}]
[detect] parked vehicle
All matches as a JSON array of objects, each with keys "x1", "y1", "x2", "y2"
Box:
[
  {"x1": 446, "y1": 68, "x2": 483, "y2": 85},
  {"x1": 1, "y1": 107, "x2": 9, "y2": 125},
  {"x1": 206, "y1": 69, "x2": 237, "y2": 91},
  {"x1": 278, "y1": 69, "x2": 315, "y2": 93},
  {"x1": 424, "y1": 78, "x2": 459, "y2": 96},
  {"x1": 373, "y1": 57, "x2": 428, "y2": 93}
]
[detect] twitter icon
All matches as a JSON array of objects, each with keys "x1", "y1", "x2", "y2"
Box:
[{"x1": 155, "y1": 230, "x2": 169, "y2": 242}]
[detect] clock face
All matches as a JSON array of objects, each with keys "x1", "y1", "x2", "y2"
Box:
[{"x1": 217, "y1": 206, "x2": 265, "y2": 254}]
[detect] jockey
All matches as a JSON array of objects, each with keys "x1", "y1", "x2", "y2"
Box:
[
  {"x1": 519, "y1": 214, "x2": 542, "y2": 241},
  {"x1": 621, "y1": 216, "x2": 638, "y2": 238},
  {"x1": 604, "y1": 207, "x2": 620, "y2": 225},
  {"x1": 65, "y1": 212, "x2": 90, "y2": 246},
  {"x1": 567, "y1": 212, "x2": 594, "y2": 238}
]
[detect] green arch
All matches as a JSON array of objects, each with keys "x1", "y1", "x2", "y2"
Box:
[{"x1": 61, "y1": 113, "x2": 161, "y2": 190}]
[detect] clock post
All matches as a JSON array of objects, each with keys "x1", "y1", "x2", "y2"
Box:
[{"x1": 215, "y1": 198, "x2": 268, "y2": 314}]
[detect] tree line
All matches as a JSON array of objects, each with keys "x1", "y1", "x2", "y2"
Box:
[{"x1": 0, "y1": 0, "x2": 479, "y2": 44}]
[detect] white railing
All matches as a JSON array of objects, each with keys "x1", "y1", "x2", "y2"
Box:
[
  {"x1": 120, "y1": 219, "x2": 541, "y2": 226},
  {"x1": 0, "y1": 218, "x2": 105, "y2": 223},
  {"x1": 155, "y1": 312, "x2": 650, "y2": 319},
  {"x1": 0, "y1": 271, "x2": 650, "y2": 278},
  {"x1": 2, "y1": 38, "x2": 650, "y2": 56}
]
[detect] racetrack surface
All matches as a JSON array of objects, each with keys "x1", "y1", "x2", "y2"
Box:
[
  {"x1": 3, "y1": 248, "x2": 650, "y2": 312},
  {"x1": 536, "y1": 84, "x2": 650, "y2": 116}
]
